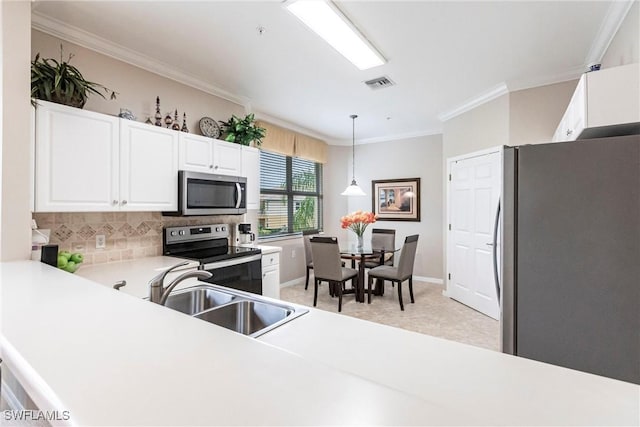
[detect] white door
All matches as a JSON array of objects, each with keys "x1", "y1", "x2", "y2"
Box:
[
  {"x1": 35, "y1": 100, "x2": 120, "y2": 212},
  {"x1": 119, "y1": 121, "x2": 179, "y2": 211},
  {"x1": 179, "y1": 133, "x2": 214, "y2": 173},
  {"x1": 241, "y1": 145, "x2": 260, "y2": 210},
  {"x1": 212, "y1": 140, "x2": 242, "y2": 176},
  {"x1": 448, "y1": 150, "x2": 501, "y2": 319}
]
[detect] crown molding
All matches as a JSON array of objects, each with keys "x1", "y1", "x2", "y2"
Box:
[
  {"x1": 585, "y1": 0, "x2": 635, "y2": 66},
  {"x1": 437, "y1": 83, "x2": 509, "y2": 122},
  {"x1": 252, "y1": 110, "x2": 334, "y2": 142},
  {"x1": 31, "y1": 11, "x2": 249, "y2": 108},
  {"x1": 355, "y1": 128, "x2": 443, "y2": 146},
  {"x1": 507, "y1": 64, "x2": 586, "y2": 92}
]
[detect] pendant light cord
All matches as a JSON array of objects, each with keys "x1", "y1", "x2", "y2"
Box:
[{"x1": 351, "y1": 114, "x2": 357, "y2": 181}]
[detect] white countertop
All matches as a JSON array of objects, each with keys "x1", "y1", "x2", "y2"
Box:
[{"x1": 1, "y1": 260, "x2": 638, "y2": 426}]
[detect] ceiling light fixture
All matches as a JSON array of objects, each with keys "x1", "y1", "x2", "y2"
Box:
[
  {"x1": 341, "y1": 114, "x2": 366, "y2": 197},
  {"x1": 284, "y1": 0, "x2": 385, "y2": 70}
]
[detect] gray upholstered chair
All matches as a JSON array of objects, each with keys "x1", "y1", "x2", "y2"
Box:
[
  {"x1": 310, "y1": 236, "x2": 358, "y2": 312},
  {"x1": 302, "y1": 229, "x2": 319, "y2": 290},
  {"x1": 366, "y1": 234, "x2": 419, "y2": 310},
  {"x1": 364, "y1": 228, "x2": 396, "y2": 269}
]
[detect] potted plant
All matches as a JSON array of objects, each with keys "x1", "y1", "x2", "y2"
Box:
[
  {"x1": 31, "y1": 46, "x2": 117, "y2": 109},
  {"x1": 219, "y1": 113, "x2": 266, "y2": 146}
]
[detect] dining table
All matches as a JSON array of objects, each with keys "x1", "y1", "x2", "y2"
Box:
[{"x1": 340, "y1": 243, "x2": 400, "y2": 303}]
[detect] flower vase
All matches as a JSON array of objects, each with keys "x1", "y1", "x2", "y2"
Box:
[{"x1": 357, "y1": 235, "x2": 364, "y2": 250}]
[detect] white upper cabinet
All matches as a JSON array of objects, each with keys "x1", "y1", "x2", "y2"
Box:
[
  {"x1": 35, "y1": 100, "x2": 120, "y2": 212},
  {"x1": 178, "y1": 133, "x2": 215, "y2": 173},
  {"x1": 179, "y1": 133, "x2": 242, "y2": 176},
  {"x1": 119, "y1": 121, "x2": 179, "y2": 211},
  {"x1": 34, "y1": 100, "x2": 178, "y2": 212},
  {"x1": 553, "y1": 63, "x2": 639, "y2": 142},
  {"x1": 241, "y1": 145, "x2": 260, "y2": 210},
  {"x1": 212, "y1": 140, "x2": 242, "y2": 176}
]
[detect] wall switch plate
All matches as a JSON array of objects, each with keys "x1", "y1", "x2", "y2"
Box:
[
  {"x1": 96, "y1": 235, "x2": 106, "y2": 249},
  {"x1": 291, "y1": 249, "x2": 296, "y2": 258}
]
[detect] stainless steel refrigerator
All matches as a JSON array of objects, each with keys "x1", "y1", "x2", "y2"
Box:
[{"x1": 501, "y1": 134, "x2": 640, "y2": 384}]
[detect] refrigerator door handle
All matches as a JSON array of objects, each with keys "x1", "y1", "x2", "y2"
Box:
[{"x1": 492, "y1": 198, "x2": 501, "y2": 305}]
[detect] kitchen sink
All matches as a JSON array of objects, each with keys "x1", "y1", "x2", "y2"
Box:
[
  {"x1": 164, "y1": 285, "x2": 236, "y2": 315},
  {"x1": 195, "y1": 300, "x2": 292, "y2": 337},
  {"x1": 155, "y1": 284, "x2": 307, "y2": 337}
]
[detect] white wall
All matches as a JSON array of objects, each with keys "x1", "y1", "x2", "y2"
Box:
[
  {"x1": 0, "y1": 1, "x2": 32, "y2": 261},
  {"x1": 326, "y1": 135, "x2": 444, "y2": 280},
  {"x1": 601, "y1": 1, "x2": 639, "y2": 68},
  {"x1": 31, "y1": 30, "x2": 245, "y2": 134}
]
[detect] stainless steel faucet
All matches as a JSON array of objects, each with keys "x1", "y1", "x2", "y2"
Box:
[{"x1": 149, "y1": 261, "x2": 213, "y2": 306}]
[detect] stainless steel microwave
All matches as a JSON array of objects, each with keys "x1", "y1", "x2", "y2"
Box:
[{"x1": 164, "y1": 170, "x2": 247, "y2": 216}]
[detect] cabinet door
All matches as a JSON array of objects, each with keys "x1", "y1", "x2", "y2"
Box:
[
  {"x1": 35, "y1": 101, "x2": 119, "y2": 212},
  {"x1": 241, "y1": 146, "x2": 260, "y2": 210},
  {"x1": 262, "y1": 252, "x2": 280, "y2": 298},
  {"x1": 566, "y1": 76, "x2": 585, "y2": 141},
  {"x1": 212, "y1": 140, "x2": 242, "y2": 176},
  {"x1": 179, "y1": 133, "x2": 214, "y2": 173},
  {"x1": 119, "y1": 121, "x2": 178, "y2": 211}
]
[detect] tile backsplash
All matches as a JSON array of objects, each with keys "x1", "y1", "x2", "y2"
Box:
[{"x1": 32, "y1": 212, "x2": 243, "y2": 265}]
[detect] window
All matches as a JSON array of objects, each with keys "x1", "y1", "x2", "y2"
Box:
[{"x1": 259, "y1": 151, "x2": 322, "y2": 237}]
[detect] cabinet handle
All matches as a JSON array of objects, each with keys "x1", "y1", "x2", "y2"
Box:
[
  {"x1": 209, "y1": 165, "x2": 213, "y2": 169},
  {"x1": 121, "y1": 200, "x2": 128, "y2": 205},
  {"x1": 263, "y1": 273, "x2": 266, "y2": 278},
  {"x1": 566, "y1": 129, "x2": 573, "y2": 136},
  {"x1": 112, "y1": 200, "x2": 118, "y2": 205}
]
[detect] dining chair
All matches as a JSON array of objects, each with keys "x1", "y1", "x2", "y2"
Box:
[
  {"x1": 366, "y1": 234, "x2": 419, "y2": 310},
  {"x1": 364, "y1": 228, "x2": 396, "y2": 269},
  {"x1": 302, "y1": 229, "x2": 319, "y2": 290},
  {"x1": 310, "y1": 236, "x2": 359, "y2": 312}
]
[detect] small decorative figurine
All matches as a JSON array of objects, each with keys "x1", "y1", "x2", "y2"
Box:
[
  {"x1": 171, "y1": 109, "x2": 181, "y2": 131},
  {"x1": 145, "y1": 117, "x2": 153, "y2": 125},
  {"x1": 181, "y1": 112, "x2": 189, "y2": 133},
  {"x1": 154, "y1": 96, "x2": 162, "y2": 126},
  {"x1": 164, "y1": 112, "x2": 173, "y2": 128}
]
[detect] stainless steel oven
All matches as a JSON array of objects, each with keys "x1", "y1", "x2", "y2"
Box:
[
  {"x1": 165, "y1": 171, "x2": 247, "y2": 216},
  {"x1": 163, "y1": 224, "x2": 262, "y2": 295}
]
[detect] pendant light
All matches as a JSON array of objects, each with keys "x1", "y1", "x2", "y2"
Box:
[{"x1": 341, "y1": 114, "x2": 366, "y2": 196}]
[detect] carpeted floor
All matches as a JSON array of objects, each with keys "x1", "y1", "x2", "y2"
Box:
[{"x1": 280, "y1": 276, "x2": 500, "y2": 351}]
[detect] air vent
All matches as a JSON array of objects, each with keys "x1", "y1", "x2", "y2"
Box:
[{"x1": 364, "y1": 76, "x2": 395, "y2": 90}]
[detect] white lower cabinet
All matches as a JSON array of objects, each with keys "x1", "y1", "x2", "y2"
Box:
[
  {"x1": 34, "y1": 100, "x2": 178, "y2": 212},
  {"x1": 261, "y1": 252, "x2": 280, "y2": 299}
]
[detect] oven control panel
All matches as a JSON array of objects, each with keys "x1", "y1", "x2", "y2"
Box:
[{"x1": 164, "y1": 223, "x2": 229, "y2": 244}]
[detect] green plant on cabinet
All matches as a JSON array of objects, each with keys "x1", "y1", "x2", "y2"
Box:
[{"x1": 219, "y1": 113, "x2": 266, "y2": 146}]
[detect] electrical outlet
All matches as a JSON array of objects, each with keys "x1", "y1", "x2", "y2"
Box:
[{"x1": 96, "y1": 235, "x2": 106, "y2": 249}]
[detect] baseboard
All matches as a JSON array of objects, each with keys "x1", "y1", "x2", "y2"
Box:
[
  {"x1": 1, "y1": 379, "x2": 25, "y2": 412},
  {"x1": 279, "y1": 277, "x2": 306, "y2": 288},
  {"x1": 413, "y1": 276, "x2": 444, "y2": 285}
]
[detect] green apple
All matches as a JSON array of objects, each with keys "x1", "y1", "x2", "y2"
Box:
[
  {"x1": 57, "y1": 255, "x2": 68, "y2": 268},
  {"x1": 59, "y1": 251, "x2": 72, "y2": 260},
  {"x1": 70, "y1": 253, "x2": 84, "y2": 263},
  {"x1": 62, "y1": 260, "x2": 76, "y2": 273}
]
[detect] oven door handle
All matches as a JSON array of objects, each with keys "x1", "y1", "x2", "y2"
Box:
[
  {"x1": 235, "y1": 182, "x2": 243, "y2": 209},
  {"x1": 202, "y1": 253, "x2": 262, "y2": 271}
]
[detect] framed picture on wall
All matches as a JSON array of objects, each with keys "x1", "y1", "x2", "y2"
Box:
[{"x1": 371, "y1": 178, "x2": 421, "y2": 221}]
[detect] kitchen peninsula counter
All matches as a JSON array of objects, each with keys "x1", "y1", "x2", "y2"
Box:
[{"x1": 1, "y1": 261, "x2": 638, "y2": 426}]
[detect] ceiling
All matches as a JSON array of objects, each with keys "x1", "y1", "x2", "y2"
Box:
[{"x1": 31, "y1": 1, "x2": 626, "y2": 144}]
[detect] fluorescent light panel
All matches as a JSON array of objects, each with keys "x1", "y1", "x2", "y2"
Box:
[{"x1": 285, "y1": 0, "x2": 385, "y2": 70}]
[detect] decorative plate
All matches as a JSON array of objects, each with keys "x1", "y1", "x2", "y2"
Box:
[{"x1": 199, "y1": 117, "x2": 221, "y2": 138}]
